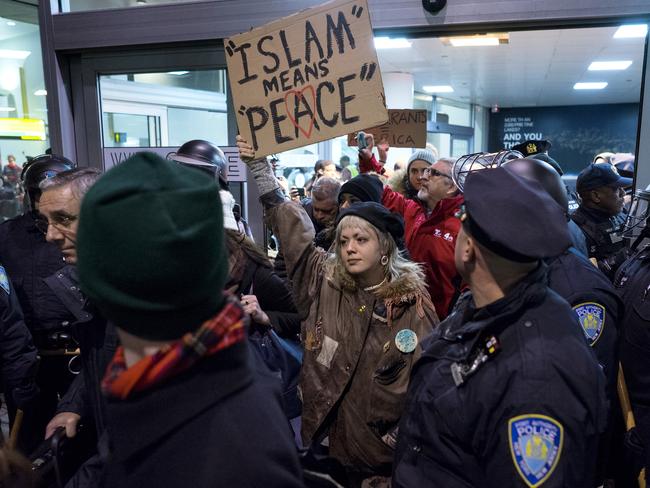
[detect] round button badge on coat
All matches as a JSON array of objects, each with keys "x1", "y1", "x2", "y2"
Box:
[{"x1": 395, "y1": 329, "x2": 418, "y2": 353}]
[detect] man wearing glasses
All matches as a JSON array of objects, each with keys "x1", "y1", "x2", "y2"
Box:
[
  {"x1": 360, "y1": 144, "x2": 464, "y2": 319},
  {"x1": 37, "y1": 168, "x2": 118, "y2": 486}
]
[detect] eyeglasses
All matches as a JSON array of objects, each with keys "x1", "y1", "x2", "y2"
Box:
[
  {"x1": 423, "y1": 167, "x2": 453, "y2": 180},
  {"x1": 34, "y1": 214, "x2": 77, "y2": 236}
]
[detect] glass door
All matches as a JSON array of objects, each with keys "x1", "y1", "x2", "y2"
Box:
[{"x1": 70, "y1": 44, "x2": 263, "y2": 242}]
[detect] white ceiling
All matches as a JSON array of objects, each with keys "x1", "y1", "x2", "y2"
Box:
[
  {"x1": 0, "y1": 16, "x2": 38, "y2": 41},
  {"x1": 3, "y1": 1, "x2": 646, "y2": 109},
  {"x1": 377, "y1": 26, "x2": 646, "y2": 108}
]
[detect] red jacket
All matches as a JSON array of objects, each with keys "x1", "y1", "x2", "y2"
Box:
[{"x1": 382, "y1": 187, "x2": 464, "y2": 318}]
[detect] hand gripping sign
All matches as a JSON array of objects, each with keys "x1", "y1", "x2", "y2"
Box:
[{"x1": 225, "y1": 0, "x2": 388, "y2": 159}]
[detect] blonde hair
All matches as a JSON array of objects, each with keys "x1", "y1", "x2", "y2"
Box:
[{"x1": 324, "y1": 215, "x2": 425, "y2": 290}]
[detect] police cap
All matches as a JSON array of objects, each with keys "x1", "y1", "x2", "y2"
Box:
[
  {"x1": 511, "y1": 140, "x2": 564, "y2": 175},
  {"x1": 576, "y1": 163, "x2": 633, "y2": 193},
  {"x1": 461, "y1": 166, "x2": 571, "y2": 261},
  {"x1": 512, "y1": 139, "x2": 551, "y2": 157}
]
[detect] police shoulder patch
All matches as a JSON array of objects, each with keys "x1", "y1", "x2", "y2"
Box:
[
  {"x1": 0, "y1": 266, "x2": 10, "y2": 295},
  {"x1": 572, "y1": 302, "x2": 605, "y2": 346},
  {"x1": 509, "y1": 414, "x2": 563, "y2": 488}
]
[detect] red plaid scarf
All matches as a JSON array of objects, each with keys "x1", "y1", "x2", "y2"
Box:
[{"x1": 102, "y1": 301, "x2": 245, "y2": 400}]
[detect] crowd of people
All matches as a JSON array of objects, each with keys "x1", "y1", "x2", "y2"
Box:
[{"x1": 0, "y1": 132, "x2": 645, "y2": 488}]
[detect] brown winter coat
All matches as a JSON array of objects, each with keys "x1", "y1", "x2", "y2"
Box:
[{"x1": 268, "y1": 201, "x2": 438, "y2": 474}]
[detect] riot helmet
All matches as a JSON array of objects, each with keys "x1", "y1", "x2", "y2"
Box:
[
  {"x1": 451, "y1": 150, "x2": 523, "y2": 192},
  {"x1": 168, "y1": 140, "x2": 229, "y2": 190},
  {"x1": 22, "y1": 154, "x2": 75, "y2": 211},
  {"x1": 501, "y1": 157, "x2": 569, "y2": 215}
]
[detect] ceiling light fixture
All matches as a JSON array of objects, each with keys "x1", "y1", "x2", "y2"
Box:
[
  {"x1": 167, "y1": 71, "x2": 189, "y2": 76},
  {"x1": 574, "y1": 82, "x2": 608, "y2": 90},
  {"x1": 588, "y1": 60, "x2": 633, "y2": 70},
  {"x1": 0, "y1": 49, "x2": 31, "y2": 60},
  {"x1": 6, "y1": 21, "x2": 16, "y2": 27},
  {"x1": 34, "y1": 89, "x2": 47, "y2": 96},
  {"x1": 614, "y1": 24, "x2": 648, "y2": 38},
  {"x1": 0, "y1": 68, "x2": 19, "y2": 90},
  {"x1": 0, "y1": 107, "x2": 16, "y2": 112},
  {"x1": 374, "y1": 37, "x2": 412, "y2": 49},
  {"x1": 422, "y1": 85, "x2": 454, "y2": 93},
  {"x1": 441, "y1": 33, "x2": 509, "y2": 47}
]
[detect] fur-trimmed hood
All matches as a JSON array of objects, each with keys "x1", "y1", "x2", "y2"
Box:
[
  {"x1": 374, "y1": 265, "x2": 429, "y2": 303},
  {"x1": 324, "y1": 256, "x2": 436, "y2": 322},
  {"x1": 387, "y1": 168, "x2": 408, "y2": 197}
]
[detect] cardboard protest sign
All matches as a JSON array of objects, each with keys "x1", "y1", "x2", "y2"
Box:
[
  {"x1": 346, "y1": 109, "x2": 427, "y2": 148},
  {"x1": 225, "y1": 0, "x2": 388, "y2": 159}
]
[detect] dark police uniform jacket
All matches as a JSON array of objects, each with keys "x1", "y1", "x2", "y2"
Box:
[
  {"x1": 0, "y1": 213, "x2": 75, "y2": 337},
  {"x1": 44, "y1": 265, "x2": 118, "y2": 437},
  {"x1": 547, "y1": 248, "x2": 621, "y2": 399},
  {"x1": 101, "y1": 342, "x2": 304, "y2": 488},
  {"x1": 0, "y1": 265, "x2": 38, "y2": 407},
  {"x1": 614, "y1": 244, "x2": 650, "y2": 474},
  {"x1": 571, "y1": 206, "x2": 627, "y2": 279},
  {"x1": 393, "y1": 266, "x2": 608, "y2": 488}
]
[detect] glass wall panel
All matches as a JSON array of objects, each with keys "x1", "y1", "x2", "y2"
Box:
[
  {"x1": 436, "y1": 98, "x2": 471, "y2": 127},
  {"x1": 99, "y1": 69, "x2": 227, "y2": 149},
  {"x1": 0, "y1": 2, "x2": 48, "y2": 219}
]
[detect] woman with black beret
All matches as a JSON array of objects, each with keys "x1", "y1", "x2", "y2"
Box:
[{"x1": 237, "y1": 135, "x2": 438, "y2": 486}]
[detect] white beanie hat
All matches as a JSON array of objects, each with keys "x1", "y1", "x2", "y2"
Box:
[
  {"x1": 407, "y1": 149, "x2": 438, "y2": 171},
  {"x1": 219, "y1": 190, "x2": 239, "y2": 231}
]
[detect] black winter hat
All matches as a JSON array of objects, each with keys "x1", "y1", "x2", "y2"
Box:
[
  {"x1": 77, "y1": 152, "x2": 227, "y2": 341},
  {"x1": 338, "y1": 174, "x2": 383, "y2": 205},
  {"x1": 336, "y1": 201, "x2": 404, "y2": 243}
]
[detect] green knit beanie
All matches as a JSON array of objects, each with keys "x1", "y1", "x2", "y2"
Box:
[{"x1": 77, "y1": 152, "x2": 227, "y2": 341}]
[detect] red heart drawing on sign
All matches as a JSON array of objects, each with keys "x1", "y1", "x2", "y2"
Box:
[{"x1": 284, "y1": 85, "x2": 316, "y2": 139}]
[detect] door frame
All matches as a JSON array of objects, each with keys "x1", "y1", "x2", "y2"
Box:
[{"x1": 69, "y1": 43, "x2": 231, "y2": 169}]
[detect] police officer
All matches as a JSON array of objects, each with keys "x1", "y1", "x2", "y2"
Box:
[
  {"x1": 613, "y1": 192, "x2": 650, "y2": 483},
  {"x1": 36, "y1": 168, "x2": 117, "y2": 486},
  {"x1": 511, "y1": 140, "x2": 586, "y2": 254},
  {"x1": 168, "y1": 139, "x2": 229, "y2": 190},
  {"x1": 503, "y1": 158, "x2": 620, "y2": 395},
  {"x1": 0, "y1": 264, "x2": 39, "y2": 438},
  {"x1": 168, "y1": 140, "x2": 242, "y2": 232},
  {"x1": 571, "y1": 163, "x2": 631, "y2": 279},
  {"x1": 393, "y1": 167, "x2": 607, "y2": 487},
  {"x1": 512, "y1": 139, "x2": 582, "y2": 214},
  {"x1": 0, "y1": 154, "x2": 77, "y2": 451},
  {"x1": 503, "y1": 157, "x2": 622, "y2": 484}
]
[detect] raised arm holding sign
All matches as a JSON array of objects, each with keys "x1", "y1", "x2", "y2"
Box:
[{"x1": 226, "y1": 0, "x2": 388, "y2": 159}]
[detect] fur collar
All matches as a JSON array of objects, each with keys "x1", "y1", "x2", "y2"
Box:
[{"x1": 326, "y1": 258, "x2": 429, "y2": 303}]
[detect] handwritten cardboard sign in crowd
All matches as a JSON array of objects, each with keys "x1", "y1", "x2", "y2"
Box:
[
  {"x1": 346, "y1": 109, "x2": 427, "y2": 148},
  {"x1": 226, "y1": 0, "x2": 388, "y2": 159}
]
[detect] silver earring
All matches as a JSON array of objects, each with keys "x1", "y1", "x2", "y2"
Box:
[{"x1": 380, "y1": 255, "x2": 389, "y2": 266}]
